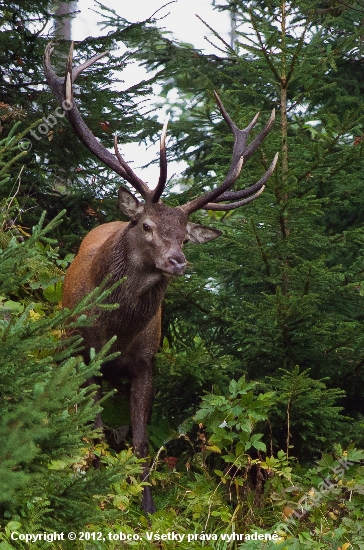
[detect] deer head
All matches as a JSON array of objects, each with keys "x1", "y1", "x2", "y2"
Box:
[{"x1": 43, "y1": 43, "x2": 278, "y2": 277}]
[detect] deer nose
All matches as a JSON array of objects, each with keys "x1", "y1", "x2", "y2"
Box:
[{"x1": 168, "y1": 255, "x2": 186, "y2": 274}]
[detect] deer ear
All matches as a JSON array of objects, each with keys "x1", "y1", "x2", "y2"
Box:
[
  {"x1": 118, "y1": 187, "x2": 143, "y2": 219},
  {"x1": 186, "y1": 222, "x2": 222, "y2": 244}
]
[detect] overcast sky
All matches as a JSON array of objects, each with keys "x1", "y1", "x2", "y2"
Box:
[
  {"x1": 70, "y1": 0, "x2": 230, "y2": 186},
  {"x1": 73, "y1": 0, "x2": 230, "y2": 51}
]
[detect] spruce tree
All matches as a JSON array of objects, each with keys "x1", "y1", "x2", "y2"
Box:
[
  {"x1": 0, "y1": 124, "x2": 145, "y2": 535},
  {"x1": 104, "y1": 0, "x2": 364, "y2": 456}
]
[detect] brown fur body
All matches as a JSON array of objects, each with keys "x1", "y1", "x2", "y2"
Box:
[
  {"x1": 62, "y1": 203, "x2": 215, "y2": 514},
  {"x1": 63, "y1": 220, "x2": 168, "y2": 372}
]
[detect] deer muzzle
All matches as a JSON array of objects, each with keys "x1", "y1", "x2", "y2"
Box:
[
  {"x1": 168, "y1": 256, "x2": 187, "y2": 275},
  {"x1": 157, "y1": 251, "x2": 186, "y2": 276}
]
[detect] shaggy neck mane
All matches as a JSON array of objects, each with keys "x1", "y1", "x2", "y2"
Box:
[{"x1": 92, "y1": 224, "x2": 168, "y2": 343}]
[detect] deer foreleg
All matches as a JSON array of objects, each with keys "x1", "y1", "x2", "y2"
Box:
[{"x1": 130, "y1": 367, "x2": 155, "y2": 514}]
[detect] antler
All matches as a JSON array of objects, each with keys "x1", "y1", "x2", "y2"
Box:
[
  {"x1": 43, "y1": 42, "x2": 169, "y2": 202},
  {"x1": 44, "y1": 43, "x2": 276, "y2": 211},
  {"x1": 181, "y1": 92, "x2": 277, "y2": 214},
  {"x1": 152, "y1": 113, "x2": 170, "y2": 203}
]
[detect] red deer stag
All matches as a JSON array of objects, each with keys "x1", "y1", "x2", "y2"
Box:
[{"x1": 44, "y1": 42, "x2": 277, "y2": 514}]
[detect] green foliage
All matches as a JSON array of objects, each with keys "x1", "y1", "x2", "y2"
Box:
[
  {"x1": 0, "y1": 129, "x2": 148, "y2": 538},
  {"x1": 194, "y1": 376, "x2": 275, "y2": 463},
  {"x1": 0, "y1": 206, "x2": 147, "y2": 529},
  {"x1": 269, "y1": 447, "x2": 364, "y2": 549},
  {"x1": 266, "y1": 366, "x2": 348, "y2": 460}
]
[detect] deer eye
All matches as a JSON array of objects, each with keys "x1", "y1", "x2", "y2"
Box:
[{"x1": 142, "y1": 223, "x2": 151, "y2": 232}]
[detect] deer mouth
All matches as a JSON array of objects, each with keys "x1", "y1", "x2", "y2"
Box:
[
  {"x1": 168, "y1": 257, "x2": 186, "y2": 275},
  {"x1": 157, "y1": 256, "x2": 186, "y2": 276}
]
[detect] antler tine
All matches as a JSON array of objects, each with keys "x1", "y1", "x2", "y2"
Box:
[
  {"x1": 238, "y1": 108, "x2": 275, "y2": 164},
  {"x1": 203, "y1": 185, "x2": 266, "y2": 211},
  {"x1": 206, "y1": 152, "x2": 279, "y2": 206},
  {"x1": 214, "y1": 91, "x2": 259, "y2": 136},
  {"x1": 152, "y1": 113, "x2": 170, "y2": 203},
  {"x1": 44, "y1": 42, "x2": 152, "y2": 200},
  {"x1": 181, "y1": 92, "x2": 276, "y2": 215}
]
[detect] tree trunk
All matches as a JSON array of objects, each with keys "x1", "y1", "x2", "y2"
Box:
[{"x1": 54, "y1": 1, "x2": 77, "y2": 41}]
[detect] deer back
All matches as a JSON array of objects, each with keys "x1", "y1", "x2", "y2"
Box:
[{"x1": 62, "y1": 221, "x2": 128, "y2": 310}]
